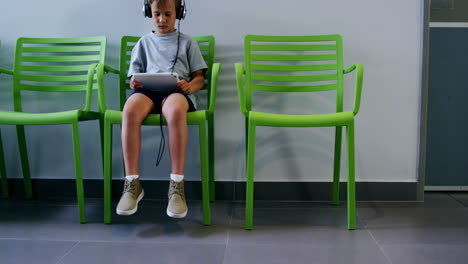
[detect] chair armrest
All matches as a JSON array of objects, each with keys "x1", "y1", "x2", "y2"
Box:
[
  {"x1": 207, "y1": 62, "x2": 221, "y2": 113},
  {"x1": 0, "y1": 68, "x2": 13, "y2": 75},
  {"x1": 343, "y1": 63, "x2": 364, "y2": 115},
  {"x1": 90, "y1": 63, "x2": 121, "y2": 113},
  {"x1": 102, "y1": 64, "x2": 121, "y2": 112},
  {"x1": 235, "y1": 63, "x2": 248, "y2": 116},
  {"x1": 96, "y1": 63, "x2": 121, "y2": 113},
  {"x1": 83, "y1": 63, "x2": 100, "y2": 112},
  {"x1": 104, "y1": 64, "x2": 120, "y2": 75}
]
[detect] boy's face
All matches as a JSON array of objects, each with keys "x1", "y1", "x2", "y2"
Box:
[{"x1": 151, "y1": 0, "x2": 177, "y2": 34}]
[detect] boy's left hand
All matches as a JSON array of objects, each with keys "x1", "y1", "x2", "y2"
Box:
[{"x1": 176, "y1": 80, "x2": 192, "y2": 94}]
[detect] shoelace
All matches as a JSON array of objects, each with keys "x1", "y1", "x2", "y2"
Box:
[
  {"x1": 123, "y1": 180, "x2": 136, "y2": 195},
  {"x1": 169, "y1": 181, "x2": 184, "y2": 198}
]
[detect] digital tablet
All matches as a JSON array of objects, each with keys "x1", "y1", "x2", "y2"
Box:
[{"x1": 133, "y1": 72, "x2": 179, "y2": 93}]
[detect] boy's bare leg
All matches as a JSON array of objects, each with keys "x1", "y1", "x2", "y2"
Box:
[
  {"x1": 122, "y1": 93, "x2": 155, "y2": 175},
  {"x1": 162, "y1": 93, "x2": 189, "y2": 175},
  {"x1": 163, "y1": 93, "x2": 189, "y2": 218},
  {"x1": 117, "y1": 93, "x2": 153, "y2": 216}
]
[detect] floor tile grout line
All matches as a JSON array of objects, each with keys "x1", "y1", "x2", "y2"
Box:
[
  {"x1": 221, "y1": 206, "x2": 234, "y2": 264},
  {"x1": 366, "y1": 229, "x2": 393, "y2": 264},
  {"x1": 77, "y1": 240, "x2": 227, "y2": 245},
  {"x1": 0, "y1": 237, "x2": 226, "y2": 245},
  {"x1": 447, "y1": 193, "x2": 468, "y2": 208},
  {"x1": 0, "y1": 238, "x2": 80, "y2": 242},
  {"x1": 55, "y1": 240, "x2": 80, "y2": 264},
  {"x1": 0, "y1": 237, "x2": 226, "y2": 246}
]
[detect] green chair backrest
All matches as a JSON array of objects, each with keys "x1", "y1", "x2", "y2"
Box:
[
  {"x1": 118, "y1": 35, "x2": 215, "y2": 111},
  {"x1": 244, "y1": 34, "x2": 344, "y2": 113},
  {"x1": 12, "y1": 36, "x2": 107, "y2": 112}
]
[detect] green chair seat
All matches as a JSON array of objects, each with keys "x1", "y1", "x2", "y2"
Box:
[
  {"x1": 0, "y1": 110, "x2": 102, "y2": 125},
  {"x1": 250, "y1": 111, "x2": 355, "y2": 127},
  {"x1": 104, "y1": 109, "x2": 207, "y2": 126}
]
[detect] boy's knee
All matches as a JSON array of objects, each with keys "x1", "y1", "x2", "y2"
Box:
[
  {"x1": 122, "y1": 108, "x2": 145, "y2": 124},
  {"x1": 163, "y1": 104, "x2": 187, "y2": 123},
  {"x1": 163, "y1": 93, "x2": 189, "y2": 122}
]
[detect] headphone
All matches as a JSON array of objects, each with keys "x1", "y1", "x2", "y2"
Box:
[{"x1": 143, "y1": 0, "x2": 186, "y2": 20}]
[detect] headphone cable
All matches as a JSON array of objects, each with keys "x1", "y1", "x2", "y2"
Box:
[
  {"x1": 157, "y1": 20, "x2": 181, "y2": 166},
  {"x1": 171, "y1": 19, "x2": 181, "y2": 74}
]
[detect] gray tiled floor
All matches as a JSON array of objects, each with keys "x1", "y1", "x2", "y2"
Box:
[{"x1": 1, "y1": 192, "x2": 468, "y2": 264}]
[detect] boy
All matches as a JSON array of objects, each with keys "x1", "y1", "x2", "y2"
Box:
[{"x1": 116, "y1": 0, "x2": 207, "y2": 218}]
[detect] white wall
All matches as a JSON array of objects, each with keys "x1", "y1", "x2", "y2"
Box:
[{"x1": 0, "y1": 0, "x2": 422, "y2": 182}]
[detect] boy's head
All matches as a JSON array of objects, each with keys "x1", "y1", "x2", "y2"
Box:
[
  {"x1": 146, "y1": 0, "x2": 185, "y2": 34},
  {"x1": 147, "y1": 0, "x2": 177, "y2": 34},
  {"x1": 146, "y1": 0, "x2": 184, "y2": 19}
]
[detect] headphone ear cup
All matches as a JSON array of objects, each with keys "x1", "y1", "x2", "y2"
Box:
[
  {"x1": 176, "y1": 2, "x2": 186, "y2": 20},
  {"x1": 144, "y1": 1, "x2": 152, "y2": 18}
]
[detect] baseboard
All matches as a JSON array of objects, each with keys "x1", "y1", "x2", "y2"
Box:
[
  {"x1": 425, "y1": 186, "x2": 468, "y2": 191},
  {"x1": 1, "y1": 179, "x2": 418, "y2": 201}
]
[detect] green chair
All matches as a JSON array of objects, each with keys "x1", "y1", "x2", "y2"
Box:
[
  {"x1": 101, "y1": 35, "x2": 220, "y2": 225},
  {"x1": 236, "y1": 34, "x2": 363, "y2": 230},
  {"x1": 0, "y1": 39, "x2": 9, "y2": 199},
  {"x1": 0, "y1": 36, "x2": 107, "y2": 223}
]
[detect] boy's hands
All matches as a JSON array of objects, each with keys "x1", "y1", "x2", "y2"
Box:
[
  {"x1": 176, "y1": 70, "x2": 205, "y2": 95},
  {"x1": 130, "y1": 70, "x2": 205, "y2": 94},
  {"x1": 176, "y1": 80, "x2": 192, "y2": 94},
  {"x1": 130, "y1": 76, "x2": 143, "y2": 90}
]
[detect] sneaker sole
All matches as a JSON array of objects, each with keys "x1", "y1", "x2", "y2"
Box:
[
  {"x1": 167, "y1": 208, "x2": 188, "y2": 218},
  {"x1": 116, "y1": 189, "x2": 144, "y2": 216}
]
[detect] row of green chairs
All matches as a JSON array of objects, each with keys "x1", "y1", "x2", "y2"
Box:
[{"x1": 0, "y1": 34, "x2": 363, "y2": 230}]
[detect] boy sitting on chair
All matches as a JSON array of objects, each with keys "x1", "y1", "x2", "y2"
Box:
[{"x1": 116, "y1": 0, "x2": 207, "y2": 218}]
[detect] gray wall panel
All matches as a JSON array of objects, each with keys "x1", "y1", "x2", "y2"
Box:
[{"x1": 426, "y1": 28, "x2": 468, "y2": 186}]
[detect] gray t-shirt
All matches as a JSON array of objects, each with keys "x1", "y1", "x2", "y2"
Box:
[{"x1": 127, "y1": 31, "x2": 208, "y2": 106}]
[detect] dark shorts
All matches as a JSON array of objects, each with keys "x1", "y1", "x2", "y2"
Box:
[{"x1": 130, "y1": 89, "x2": 196, "y2": 114}]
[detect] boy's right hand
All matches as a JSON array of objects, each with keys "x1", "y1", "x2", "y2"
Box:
[{"x1": 130, "y1": 76, "x2": 143, "y2": 90}]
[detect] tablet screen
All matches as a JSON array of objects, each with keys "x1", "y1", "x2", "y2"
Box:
[{"x1": 133, "y1": 73, "x2": 179, "y2": 93}]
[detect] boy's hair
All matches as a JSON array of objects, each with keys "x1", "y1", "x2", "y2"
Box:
[{"x1": 149, "y1": 0, "x2": 181, "y2": 11}]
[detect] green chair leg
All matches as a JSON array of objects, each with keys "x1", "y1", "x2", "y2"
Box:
[
  {"x1": 71, "y1": 121, "x2": 86, "y2": 224},
  {"x1": 199, "y1": 120, "x2": 211, "y2": 225},
  {"x1": 332, "y1": 126, "x2": 343, "y2": 205},
  {"x1": 104, "y1": 120, "x2": 113, "y2": 224},
  {"x1": 16, "y1": 125, "x2": 32, "y2": 199},
  {"x1": 245, "y1": 120, "x2": 256, "y2": 230},
  {"x1": 99, "y1": 117, "x2": 105, "y2": 173},
  {"x1": 208, "y1": 116, "x2": 215, "y2": 202},
  {"x1": 245, "y1": 117, "x2": 249, "y2": 165},
  {"x1": 120, "y1": 124, "x2": 126, "y2": 175},
  {"x1": 0, "y1": 130, "x2": 9, "y2": 199},
  {"x1": 346, "y1": 122, "x2": 356, "y2": 230}
]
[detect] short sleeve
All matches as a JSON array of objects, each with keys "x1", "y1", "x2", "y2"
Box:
[
  {"x1": 187, "y1": 38, "x2": 208, "y2": 75},
  {"x1": 127, "y1": 40, "x2": 145, "y2": 77}
]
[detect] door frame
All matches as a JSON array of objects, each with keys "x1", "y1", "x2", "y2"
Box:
[{"x1": 418, "y1": 0, "x2": 430, "y2": 201}]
